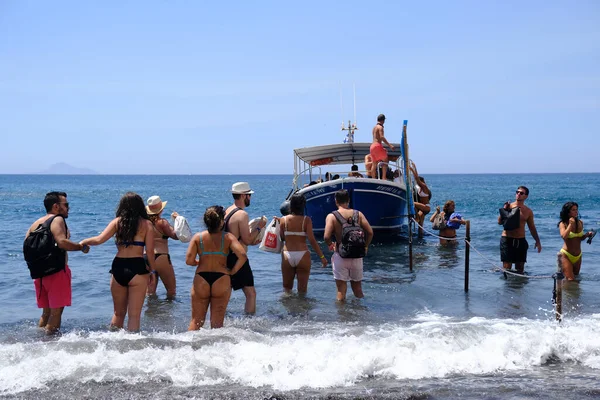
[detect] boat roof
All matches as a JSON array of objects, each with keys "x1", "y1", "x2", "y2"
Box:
[{"x1": 294, "y1": 142, "x2": 402, "y2": 166}]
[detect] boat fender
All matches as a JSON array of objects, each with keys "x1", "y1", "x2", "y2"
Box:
[{"x1": 280, "y1": 200, "x2": 291, "y2": 216}]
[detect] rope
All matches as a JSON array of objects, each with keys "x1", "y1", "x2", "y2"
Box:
[
  {"x1": 410, "y1": 218, "x2": 463, "y2": 241},
  {"x1": 410, "y1": 217, "x2": 554, "y2": 280},
  {"x1": 464, "y1": 239, "x2": 554, "y2": 279}
]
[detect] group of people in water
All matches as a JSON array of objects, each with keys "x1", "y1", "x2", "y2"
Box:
[
  {"x1": 22, "y1": 114, "x2": 596, "y2": 334},
  {"x1": 24, "y1": 184, "x2": 374, "y2": 334}
]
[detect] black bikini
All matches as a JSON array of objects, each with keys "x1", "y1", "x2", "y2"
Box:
[
  {"x1": 110, "y1": 257, "x2": 149, "y2": 286},
  {"x1": 144, "y1": 253, "x2": 171, "y2": 267},
  {"x1": 197, "y1": 231, "x2": 229, "y2": 288}
]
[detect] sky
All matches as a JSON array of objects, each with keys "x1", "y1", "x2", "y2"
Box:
[{"x1": 0, "y1": 0, "x2": 598, "y2": 174}]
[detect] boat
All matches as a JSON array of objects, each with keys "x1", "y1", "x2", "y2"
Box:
[{"x1": 281, "y1": 120, "x2": 415, "y2": 239}]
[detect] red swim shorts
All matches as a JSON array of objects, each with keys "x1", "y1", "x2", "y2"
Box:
[
  {"x1": 369, "y1": 142, "x2": 388, "y2": 163},
  {"x1": 34, "y1": 265, "x2": 72, "y2": 309}
]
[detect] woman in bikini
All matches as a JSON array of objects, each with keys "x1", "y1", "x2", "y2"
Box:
[
  {"x1": 145, "y1": 195, "x2": 179, "y2": 299},
  {"x1": 429, "y1": 200, "x2": 465, "y2": 246},
  {"x1": 81, "y1": 192, "x2": 156, "y2": 331},
  {"x1": 409, "y1": 161, "x2": 432, "y2": 238},
  {"x1": 278, "y1": 194, "x2": 327, "y2": 294},
  {"x1": 186, "y1": 206, "x2": 247, "y2": 329},
  {"x1": 557, "y1": 202, "x2": 594, "y2": 281}
]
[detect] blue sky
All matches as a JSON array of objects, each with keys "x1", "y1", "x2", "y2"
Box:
[{"x1": 1, "y1": 1, "x2": 598, "y2": 174}]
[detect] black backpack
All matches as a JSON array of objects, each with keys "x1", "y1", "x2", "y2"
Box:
[
  {"x1": 333, "y1": 210, "x2": 366, "y2": 258},
  {"x1": 23, "y1": 215, "x2": 66, "y2": 279}
]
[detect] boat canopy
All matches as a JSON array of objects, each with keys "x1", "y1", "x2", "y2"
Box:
[{"x1": 293, "y1": 142, "x2": 402, "y2": 166}]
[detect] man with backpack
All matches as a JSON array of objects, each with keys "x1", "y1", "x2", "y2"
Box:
[
  {"x1": 23, "y1": 192, "x2": 89, "y2": 334},
  {"x1": 323, "y1": 189, "x2": 373, "y2": 301}
]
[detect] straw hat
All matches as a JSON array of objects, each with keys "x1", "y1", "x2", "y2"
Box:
[
  {"x1": 231, "y1": 182, "x2": 254, "y2": 194},
  {"x1": 146, "y1": 195, "x2": 167, "y2": 215}
]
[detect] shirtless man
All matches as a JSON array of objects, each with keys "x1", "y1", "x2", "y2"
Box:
[
  {"x1": 323, "y1": 190, "x2": 373, "y2": 301},
  {"x1": 497, "y1": 186, "x2": 542, "y2": 274},
  {"x1": 24, "y1": 191, "x2": 89, "y2": 334},
  {"x1": 370, "y1": 114, "x2": 395, "y2": 180},
  {"x1": 364, "y1": 154, "x2": 373, "y2": 178},
  {"x1": 224, "y1": 182, "x2": 266, "y2": 314}
]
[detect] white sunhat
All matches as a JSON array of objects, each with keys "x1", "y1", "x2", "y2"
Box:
[
  {"x1": 231, "y1": 182, "x2": 255, "y2": 195},
  {"x1": 146, "y1": 195, "x2": 167, "y2": 215}
]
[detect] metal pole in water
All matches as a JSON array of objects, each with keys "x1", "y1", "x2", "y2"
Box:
[
  {"x1": 555, "y1": 272, "x2": 564, "y2": 322},
  {"x1": 464, "y1": 220, "x2": 471, "y2": 292},
  {"x1": 409, "y1": 218, "x2": 413, "y2": 272}
]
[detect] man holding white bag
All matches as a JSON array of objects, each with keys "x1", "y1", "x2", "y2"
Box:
[{"x1": 224, "y1": 182, "x2": 266, "y2": 314}]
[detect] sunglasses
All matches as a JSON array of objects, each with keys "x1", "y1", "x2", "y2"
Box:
[
  {"x1": 515, "y1": 191, "x2": 527, "y2": 196},
  {"x1": 58, "y1": 202, "x2": 70, "y2": 208}
]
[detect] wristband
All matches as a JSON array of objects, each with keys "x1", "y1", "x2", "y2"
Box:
[{"x1": 319, "y1": 254, "x2": 325, "y2": 259}]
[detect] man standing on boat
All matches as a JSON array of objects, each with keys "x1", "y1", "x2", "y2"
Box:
[
  {"x1": 224, "y1": 182, "x2": 266, "y2": 314},
  {"x1": 370, "y1": 114, "x2": 394, "y2": 180},
  {"x1": 498, "y1": 186, "x2": 542, "y2": 274},
  {"x1": 324, "y1": 189, "x2": 373, "y2": 301}
]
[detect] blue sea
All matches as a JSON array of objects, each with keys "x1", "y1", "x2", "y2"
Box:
[{"x1": 1, "y1": 174, "x2": 600, "y2": 399}]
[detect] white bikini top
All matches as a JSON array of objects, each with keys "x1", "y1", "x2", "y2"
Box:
[
  {"x1": 415, "y1": 184, "x2": 428, "y2": 198},
  {"x1": 284, "y1": 216, "x2": 307, "y2": 237}
]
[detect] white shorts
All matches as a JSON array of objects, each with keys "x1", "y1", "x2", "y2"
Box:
[{"x1": 332, "y1": 252, "x2": 363, "y2": 282}]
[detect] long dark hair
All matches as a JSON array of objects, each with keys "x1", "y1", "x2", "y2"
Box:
[
  {"x1": 115, "y1": 192, "x2": 149, "y2": 243},
  {"x1": 558, "y1": 201, "x2": 578, "y2": 228}
]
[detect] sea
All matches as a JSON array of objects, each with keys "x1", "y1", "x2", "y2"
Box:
[{"x1": 1, "y1": 173, "x2": 599, "y2": 399}]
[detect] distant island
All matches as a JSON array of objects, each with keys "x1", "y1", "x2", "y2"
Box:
[{"x1": 38, "y1": 163, "x2": 98, "y2": 175}]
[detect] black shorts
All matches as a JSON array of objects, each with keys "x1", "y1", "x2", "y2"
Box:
[
  {"x1": 230, "y1": 260, "x2": 254, "y2": 291},
  {"x1": 500, "y1": 237, "x2": 528, "y2": 263}
]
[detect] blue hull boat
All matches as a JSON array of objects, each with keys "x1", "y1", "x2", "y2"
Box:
[
  {"x1": 284, "y1": 128, "x2": 415, "y2": 240},
  {"x1": 298, "y1": 177, "x2": 408, "y2": 235}
]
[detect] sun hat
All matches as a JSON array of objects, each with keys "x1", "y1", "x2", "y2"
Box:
[
  {"x1": 146, "y1": 195, "x2": 167, "y2": 215},
  {"x1": 231, "y1": 182, "x2": 255, "y2": 194}
]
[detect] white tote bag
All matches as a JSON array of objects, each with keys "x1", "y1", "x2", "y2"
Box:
[
  {"x1": 172, "y1": 215, "x2": 193, "y2": 243},
  {"x1": 259, "y1": 218, "x2": 282, "y2": 254},
  {"x1": 249, "y1": 216, "x2": 267, "y2": 243}
]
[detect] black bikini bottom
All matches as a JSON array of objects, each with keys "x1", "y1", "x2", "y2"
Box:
[
  {"x1": 111, "y1": 257, "x2": 149, "y2": 287},
  {"x1": 144, "y1": 253, "x2": 171, "y2": 267},
  {"x1": 197, "y1": 271, "x2": 229, "y2": 288}
]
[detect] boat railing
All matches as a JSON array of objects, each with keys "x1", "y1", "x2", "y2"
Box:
[
  {"x1": 292, "y1": 166, "x2": 323, "y2": 189},
  {"x1": 375, "y1": 161, "x2": 404, "y2": 180}
]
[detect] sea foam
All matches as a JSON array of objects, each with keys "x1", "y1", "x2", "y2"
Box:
[{"x1": 1, "y1": 314, "x2": 599, "y2": 395}]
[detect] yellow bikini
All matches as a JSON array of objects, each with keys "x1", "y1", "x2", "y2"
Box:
[
  {"x1": 561, "y1": 230, "x2": 584, "y2": 263},
  {"x1": 560, "y1": 248, "x2": 581, "y2": 264}
]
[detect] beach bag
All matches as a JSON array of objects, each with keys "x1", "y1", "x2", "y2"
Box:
[
  {"x1": 432, "y1": 213, "x2": 447, "y2": 230},
  {"x1": 259, "y1": 218, "x2": 282, "y2": 253},
  {"x1": 249, "y1": 216, "x2": 268, "y2": 243},
  {"x1": 23, "y1": 215, "x2": 66, "y2": 279},
  {"x1": 499, "y1": 207, "x2": 520, "y2": 231},
  {"x1": 333, "y1": 210, "x2": 366, "y2": 258},
  {"x1": 172, "y1": 215, "x2": 193, "y2": 243}
]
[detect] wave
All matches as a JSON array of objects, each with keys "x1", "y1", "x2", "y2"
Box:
[{"x1": 1, "y1": 314, "x2": 600, "y2": 395}]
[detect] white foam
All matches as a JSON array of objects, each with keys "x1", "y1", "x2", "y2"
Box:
[{"x1": 1, "y1": 315, "x2": 600, "y2": 394}]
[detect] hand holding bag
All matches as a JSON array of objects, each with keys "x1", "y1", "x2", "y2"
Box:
[
  {"x1": 259, "y1": 218, "x2": 282, "y2": 253},
  {"x1": 172, "y1": 215, "x2": 193, "y2": 243},
  {"x1": 432, "y1": 213, "x2": 447, "y2": 230}
]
